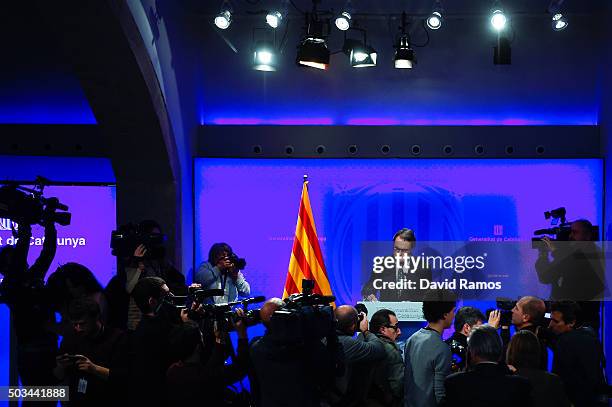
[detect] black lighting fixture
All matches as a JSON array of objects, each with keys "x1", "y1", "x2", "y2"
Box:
[
  {"x1": 394, "y1": 12, "x2": 416, "y2": 69},
  {"x1": 342, "y1": 26, "x2": 377, "y2": 68},
  {"x1": 426, "y1": 0, "x2": 444, "y2": 30},
  {"x1": 214, "y1": 0, "x2": 232, "y2": 30},
  {"x1": 296, "y1": 1, "x2": 330, "y2": 70},
  {"x1": 252, "y1": 28, "x2": 278, "y2": 71},
  {"x1": 549, "y1": 0, "x2": 568, "y2": 31}
]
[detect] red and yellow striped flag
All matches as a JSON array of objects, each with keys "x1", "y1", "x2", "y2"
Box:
[{"x1": 283, "y1": 177, "x2": 333, "y2": 300}]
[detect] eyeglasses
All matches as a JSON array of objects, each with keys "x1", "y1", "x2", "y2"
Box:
[{"x1": 385, "y1": 324, "x2": 400, "y2": 331}]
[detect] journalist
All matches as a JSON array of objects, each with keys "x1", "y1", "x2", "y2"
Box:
[{"x1": 195, "y1": 242, "x2": 250, "y2": 304}]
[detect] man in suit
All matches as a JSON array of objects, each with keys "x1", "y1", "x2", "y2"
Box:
[{"x1": 443, "y1": 325, "x2": 531, "y2": 407}]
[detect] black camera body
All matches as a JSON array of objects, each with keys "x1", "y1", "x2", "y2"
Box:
[
  {"x1": 0, "y1": 178, "x2": 71, "y2": 226},
  {"x1": 268, "y1": 280, "x2": 336, "y2": 344},
  {"x1": 175, "y1": 286, "x2": 264, "y2": 331},
  {"x1": 494, "y1": 298, "x2": 517, "y2": 327},
  {"x1": 532, "y1": 207, "x2": 599, "y2": 249},
  {"x1": 227, "y1": 253, "x2": 246, "y2": 271},
  {"x1": 110, "y1": 223, "x2": 167, "y2": 258}
]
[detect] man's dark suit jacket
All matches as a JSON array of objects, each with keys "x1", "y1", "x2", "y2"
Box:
[{"x1": 442, "y1": 362, "x2": 532, "y2": 407}]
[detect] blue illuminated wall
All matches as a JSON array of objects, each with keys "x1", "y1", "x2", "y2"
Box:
[{"x1": 195, "y1": 158, "x2": 602, "y2": 307}]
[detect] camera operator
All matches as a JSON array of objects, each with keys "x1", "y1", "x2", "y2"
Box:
[
  {"x1": 330, "y1": 305, "x2": 385, "y2": 407},
  {"x1": 535, "y1": 219, "x2": 604, "y2": 331},
  {"x1": 249, "y1": 297, "x2": 337, "y2": 407},
  {"x1": 444, "y1": 306, "x2": 489, "y2": 372},
  {"x1": 126, "y1": 276, "x2": 189, "y2": 407},
  {"x1": 166, "y1": 308, "x2": 249, "y2": 405},
  {"x1": 54, "y1": 298, "x2": 126, "y2": 406},
  {"x1": 509, "y1": 296, "x2": 548, "y2": 370},
  {"x1": 105, "y1": 220, "x2": 186, "y2": 331},
  {"x1": 0, "y1": 218, "x2": 58, "y2": 389},
  {"x1": 195, "y1": 243, "x2": 250, "y2": 304},
  {"x1": 548, "y1": 301, "x2": 606, "y2": 407}
]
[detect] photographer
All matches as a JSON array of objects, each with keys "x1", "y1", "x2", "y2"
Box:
[
  {"x1": 535, "y1": 219, "x2": 604, "y2": 331},
  {"x1": 195, "y1": 243, "x2": 250, "y2": 304},
  {"x1": 0, "y1": 218, "x2": 58, "y2": 388},
  {"x1": 249, "y1": 297, "x2": 337, "y2": 407},
  {"x1": 127, "y1": 276, "x2": 189, "y2": 407},
  {"x1": 105, "y1": 220, "x2": 186, "y2": 331},
  {"x1": 166, "y1": 309, "x2": 249, "y2": 405},
  {"x1": 444, "y1": 306, "x2": 487, "y2": 372},
  {"x1": 54, "y1": 298, "x2": 126, "y2": 406}
]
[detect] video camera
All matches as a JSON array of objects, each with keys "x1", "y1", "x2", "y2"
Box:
[
  {"x1": 269, "y1": 279, "x2": 337, "y2": 344},
  {"x1": 0, "y1": 177, "x2": 71, "y2": 227},
  {"x1": 532, "y1": 207, "x2": 599, "y2": 249},
  {"x1": 110, "y1": 222, "x2": 167, "y2": 258},
  {"x1": 160, "y1": 286, "x2": 265, "y2": 331},
  {"x1": 494, "y1": 297, "x2": 552, "y2": 328},
  {"x1": 226, "y1": 252, "x2": 246, "y2": 271}
]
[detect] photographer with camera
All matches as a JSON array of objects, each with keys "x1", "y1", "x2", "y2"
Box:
[
  {"x1": 105, "y1": 220, "x2": 186, "y2": 331},
  {"x1": 249, "y1": 295, "x2": 339, "y2": 407},
  {"x1": 166, "y1": 308, "x2": 249, "y2": 405},
  {"x1": 330, "y1": 305, "x2": 385, "y2": 407},
  {"x1": 126, "y1": 276, "x2": 189, "y2": 407},
  {"x1": 195, "y1": 243, "x2": 250, "y2": 304},
  {"x1": 54, "y1": 297, "x2": 126, "y2": 407},
  {"x1": 444, "y1": 307, "x2": 488, "y2": 372},
  {"x1": 0, "y1": 198, "x2": 60, "y2": 390},
  {"x1": 535, "y1": 219, "x2": 604, "y2": 331}
]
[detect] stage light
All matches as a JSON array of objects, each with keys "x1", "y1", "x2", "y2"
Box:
[
  {"x1": 426, "y1": 1, "x2": 444, "y2": 30},
  {"x1": 253, "y1": 41, "x2": 277, "y2": 71},
  {"x1": 490, "y1": 9, "x2": 507, "y2": 31},
  {"x1": 296, "y1": 37, "x2": 330, "y2": 70},
  {"x1": 335, "y1": 11, "x2": 352, "y2": 31},
  {"x1": 395, "y1": 12, "x2": 416, "y2": 69},
  {"x1": 552, "y1": 13, "x2": 568, "y2": 31},
  {"x1": 342, "y1": 37, "x2": 376, "y2": 68},
  {"x1": 426, "y1": 12, "x2": 443, "y2": 30},
  {"x1": 266, "y1": 11, "x2": 283, "y2": 28},
  {"x1": 351, "y1": 44, "x2": 377, "y2": 67},
  {"x1": 394, "y1": 36, "x2": 416, "y2": 69},
  {"x1": 214, "y1": 2, "x2": 232, "y2": 30}
]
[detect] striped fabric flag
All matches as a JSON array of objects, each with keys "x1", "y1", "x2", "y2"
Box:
[{"x1": 283, "y1": 177, "x2": 333, "y2": 300}]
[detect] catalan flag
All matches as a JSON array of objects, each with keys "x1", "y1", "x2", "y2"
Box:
[{"x1": 283, "y1": 176, "x2": 333, "y2": 300}]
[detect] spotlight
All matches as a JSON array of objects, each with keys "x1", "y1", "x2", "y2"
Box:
[
  {"x1": 394, "y1": 35, "x2": 416, "y2": 69},
  {"x1": 266, "y1": 11, "x2": 283, "y2": 28},
  {"x1": 253, "y1": 41, "x2": 277, "y2": 71},
  {"x1": 552, "y1": 13, "x2": 568, "y2": 31},
  {"x1": 296, "y1": 18, "x2": 330, "y2": 70},
  {"x1": 490, "y1": 8, "x2": 507, "y2": 31},
  {"x1": 395, "y1": 12, "x2": 416, "y2": 69},
  {"x1": 297, "y1": 37, "x2": 330, "y2": 70},
  {"x1": 335, "y1": 11, "x2": 352, "y2": 31},
  {"x1": 426, "y1": 1, "x2": 444, "y2": 30},
  {"x1": 343, "y1": 37, "x2": 376, "y2": 68},
  {"x1": 214, "y1": 2, "x2": 232, "y2": 30},
  {"x1": 426, "y1": 12, "x2": 443, "y2": 30}
]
